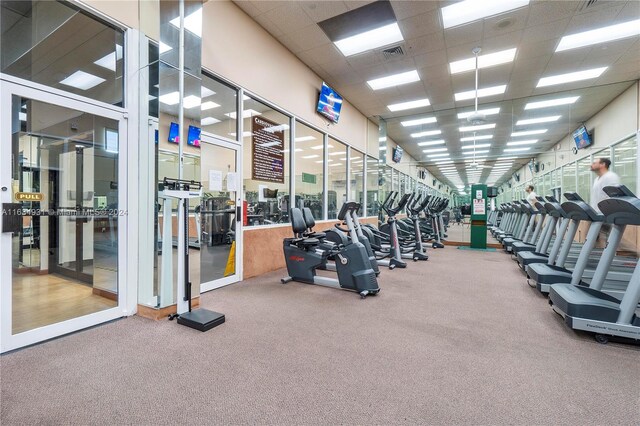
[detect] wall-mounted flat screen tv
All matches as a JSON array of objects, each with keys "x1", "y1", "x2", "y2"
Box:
[
  {"x1": 316, "y1": 82, "x2": 342, "y2": 124},
  {"x1": 187, "y1": 125, "x2": 201, "y2": 147},
  {"x1": 572, "y1": 124, "x2": 592, "y2": 149},
  {"x1": 392, "y1": 146, "x2": 403, "y2": 163},
  {"x1": 168, "y1": 122, "x2": 179, "y2": 144}
]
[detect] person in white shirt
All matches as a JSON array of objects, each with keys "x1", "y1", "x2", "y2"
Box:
[
  {"x1": 590, "y1": 157, "x2": 620, "y2": 245},
  {"x1": 590, "y1": 157, "x2": 620, "y2": 213},
  {"x1": 525, "y1": 185, "x2": 537, "y2": 206}
]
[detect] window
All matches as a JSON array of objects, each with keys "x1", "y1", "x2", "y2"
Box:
[
  {"x1": 562, "y1": 162, "x2": 576, "y2": 194},
  {"x1": 294, "y1": 122, "x2": 324, "y2": 220},
  {"x1": 392, "y1": 169, "x2": 399, "y2": 193},
  {"x1": 242, "y1": 97, "x2": 291, "y2": 226},
  {"x1": 612, "y1": 136, "x2": 637, "y2": 194},
  {"x1": 200, "y1": 73, "x2": 238, "y2": 141},
  {"x1": 1, "y1": 1, "x2": 125, "y2": 106},
  {"x1": 576, "y1": 157, "x2": 592, "y2": 204},
  {"x1": 327, "y1": 138, "x2": 347, "y2": 219},
  {"x1": 366, "y1": 156, "x2": 380, "y2": 217},
  {"x1": 380, "y1": 164, "x2": 392, "y2": 207},
  {"x1": 349, "y1": 149, "x2": 364, "y2": 207}
]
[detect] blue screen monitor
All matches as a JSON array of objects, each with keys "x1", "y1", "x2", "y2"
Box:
[
  {"x1": 316, "y1": 82, "x2": 343, "y2": 124},
  {"x1": 168, "y1": 122, "x2": 179, "y2": 144},
  {"x1": 187, "y1": 125, "x2": 201, "y2": 147},
  {"x1": 572, "y1": 125, "x2": 592, "y2": 149}
]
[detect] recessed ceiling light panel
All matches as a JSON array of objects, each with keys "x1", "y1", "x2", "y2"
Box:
[
  {"x1": 537, "y1": 67, "x2": 607, "y2": 88},
  {"x1": 516, "y1": 116, "x2": 560, "y2": 125},
  {"x1": 524, "y1": 96, "x2": 579, "y2": 110},
  {"x1": 556, "y1": 19, "x2": 640, "y2": 52},
  {"x1": 455, "y1": 85, "x2": 507, "y2": 101},
  {"x1": 450, "y1": 48, "x2": 516, "y2": 74},
  {"x1": 367, "y1": 70, "x2": 420, "y2": 90},
  {"x1": 388, "y1": 98, "x2": 431, "y2": 112},
  {"x1": 459, "y1": 123, "x2": 496, "y2": 132},
  {"x1": 59, "y1": 71, "x2": 105, "y2": 90},
  {"x1": 401, "y1": 116, "x2": 437, "y2": 127},
  {"x1": 335, "y1": 22, "x2": 404, "y2": 56},
  {"x1": 441, "y1": 0, "x2": 529, "y2": 29}
]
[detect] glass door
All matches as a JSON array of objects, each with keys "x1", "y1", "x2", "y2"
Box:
[
  {"x1": 0, "y1": 80, "x2": 128, "y2": 353},
  {"x1": 199, "y1": 134, "x2": 242, "y2": 292}
]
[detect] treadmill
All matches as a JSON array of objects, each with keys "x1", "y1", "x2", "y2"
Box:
[
  {"x1": 511, "y1": 197, "x2": 553, "y2": 256},
  {"x1": 502, "y1": 201, "x2": 536, "y2": 253},
  {"x1": 529, "y1": 192, "x2": 637, "y2": 297},
  {"x1": 514, "y1": 196, "x2": 563, "y2": 264},
  {"x1": 549, "y1": 185, "x2": 640, "y2": 343}
]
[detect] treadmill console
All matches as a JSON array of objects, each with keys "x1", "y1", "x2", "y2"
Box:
[
  {"x1": 563, "y1": 192, "x2": 583, "y2": 202},
  {"x1": 545, "y1": 196, "x2": 558, "y2": 203},
  {"x1": 603, "y1": 184, "x2": 636, "y2": 198}
]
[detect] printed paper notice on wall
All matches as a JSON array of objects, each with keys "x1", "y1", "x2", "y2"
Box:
[
  {"x1": 226, "y1": 172, "x2": 237, "y2": 192},
  {"x1": 209, "y1": 170, "x2": 223, "y2": 191},
  {"x1": 473, "y1": 198, "x2": 485, "y2": 215},
  {"x1": 476, "y1": 190, "x2": 483, "y2": 199}
]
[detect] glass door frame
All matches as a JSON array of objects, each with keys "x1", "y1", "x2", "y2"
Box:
[
  {"x1": 0, "y1": 78, "x2": 131, "y2": 353},
  {"x1": 199, "y1": 132, "x2": 243, "y2": 293}
]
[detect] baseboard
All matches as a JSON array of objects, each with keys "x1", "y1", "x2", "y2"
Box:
[
  {"x1": 443, "y1": 241, "x2": 502, "y2": 249},
  {"x1": 92, "y1": 288, "x2": 118, "y2": 301},
  {"x1": 136, "y1": 297, "x2": 201, "y2": 321}
]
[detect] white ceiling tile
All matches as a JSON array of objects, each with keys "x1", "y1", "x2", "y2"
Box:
[
  {"x1": 299, "y1": 1, "x2": 348, "y2": 22},
  {"x1": 345, "y1": 1, "x2": 376, "y2": 11},
  {"x1": 482, "y1": 6, "x2": 529, "y2": 38},
  {"x1": 567, "y1": 3, "x2": 627, "y2": 33},
  {"x1": 444, "y1": 21, "x2": 484, "y2": 48},
  {"x1": 404, "y1": 32, "x2": 446, "y2": 56},
  {"x1": 521, "y1": 18, "x2": 570, "y2": 43},
  {"x1": 517, "y1": 39, "x2": 558, "y2": 59},
  {"x1": 264, "y1": 3, "x2": 315, "y2": 33},
  {"x1": 287, "y1": 24, "x2": 331, "y2": 50},
  {"x1": 525, "y1": 1, "x2": 578, "y2": 27},
  {"x1": 392, "y1": 0, "x2": 438, "y2": 20},
  {"x1": 249, "y1": 0, "x2": 288, "y2": 14},
  {"x1": 346, "y1": 52, "x2": 387, "y2": 68},
  {"x1": 278, "y1": 35, "x2": 305, "y2": 54},
  {"x1": 413, "y1": 49, "x2": 448, "y2": 68},
  {"x1": 252, "y1": 13, "x2": 286, "y2": 37},
  {"x1": 479, "y1": 30, "x2": 524, "y2": 55},
  {"x1": 233, "y1": 1, "x2": 262, "y2": 17},
  {"x1": 399, "y1": 10, "x2": 441, "y2": 39}
]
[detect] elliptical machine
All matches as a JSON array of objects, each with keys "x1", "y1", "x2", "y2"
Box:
[{"x1": 281, "y1": 205, "x2": 380, "y2": 298}]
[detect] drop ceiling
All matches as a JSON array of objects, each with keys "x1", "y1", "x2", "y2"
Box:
[{"x1": 233, "y1": 0, "x2": 640, "y2": 188}]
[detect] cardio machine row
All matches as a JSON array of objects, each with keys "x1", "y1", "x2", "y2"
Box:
[
  {"x1": 489, "y1": 184, "x2": 640, "y2": 344},
  {"x1": 280, "y1": 191, "x2": 449, "y2": 298}
]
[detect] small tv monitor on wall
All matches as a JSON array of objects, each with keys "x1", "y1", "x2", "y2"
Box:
[
  {"x1": 187, "y1": 125, "x2": 201, "y2": 147},
  {"x1": 392, "y1": 146, "x2": 403, "y2": 163},
  {"x1": 316, "y1": 82, "x2": 343, "y2": 124},
  {"x1": 572, "y1": 125, "x2": 592, "y2": 149},
  {"x1": 168, "y1": 122, "x2": 179, "y2": 144}
]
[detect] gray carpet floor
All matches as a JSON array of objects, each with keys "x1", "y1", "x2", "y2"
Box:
[{"x1": 1, "y1": 248, "x2": 639, "y2": 425}]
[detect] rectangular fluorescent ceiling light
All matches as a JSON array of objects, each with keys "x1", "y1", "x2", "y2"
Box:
[
  {"x1": 170, "y1": 8, "x2": 203, "y2": 37},
  {"x1": 411, "y1": 130, "x2": 442, "y2": 138},
  {"x1": 556, "y1": 19, "x2": 640, "y2": 52},
  {"x1": 460, "y1": 134, "x2": 492, "y2": 142},
  {"x1": 302, "y1": 155, "x2": 319, "y2": 159},
  {"x1": 435, "y1": 160, "x2": 453, "y2": 164},
  {"x1": 506, "y1": 140, "x2": 537, "y2": 146},
  {"x1": 525, "y1": 96, "x2": 579, "y2": 110},
  {"x1": 367, "y1": 70, "x2": 420, "y2": 90},
  {"x1": 401, "y1": 116, "x2": 437, "y2": 127},
  {"x1": 159, "y1": 91, "x2": 180, "y2": 105},
  {"x1": 459, "y1": 123, "x2": 496, "y2": 132},
  {"x1": 463, "y1": 150, "x2": 489, "y2": 155},
  {"x1": 159, "y1": 41, "x2": 172, "y2": 54},
  {"x1": 504, "y1": 147, "x2": 531, "y2": 152},
  {"x1": 295, "y1": 136, "x2": 316, "y2": 142},
  {"x1": 94, "y1": 45, "x2": 122, "y2": 72},
  {"x1": 498, "y1": 156, "x2": 517, "y2": 160},
  {"x1": 183, "y1": 95, "x2": 201, "y2": 109},
  {"x1": 330, "y1": 163, "x2": 344, "y2": 167},
  {"x1": 455, "y1": 85, "x2": 507, "y2": 101},
  {"x1": 537, "y1": 67, "x2": 607, "y2": 88},
  {"x1": 59, "y1": 71, "x2": 105, "y2": 90},
  {"x1": 388, "y1": 98, "x2": 430, "y2": 112},
  {"x1": 417, "y1": 140, "x2": 445, "y2": 147},
  {"x1": 457, "y1": 108, "x2": 500, "y2": 119},
  {"x1": 511, "y1": 129, "x2": 547, "y2": 137},
  {"x1": 201, "y1": 101, "x2": 220, "y2": 110},
  {"x1": 201, "y1": 87, "x2": 215, "y2": 97},
  {"x1": 225, "y1": 109, "x2": 261, "y2": 119},
  {"x1": 312, "y1": 144, "x2": 333, "y2": 150},
  {"x1": 428, "y1": 153, "x2": 450, "y2": 158},
  {"x1": 461, "y1": 143, "x2": 491, "y2": 149},
  {"x1": 201, "y1": 117, "x2": 220, "y2": 126},
  {"x1": 441, "y1": 0, "x2": 529, "y2": 28},
  {"x1": 422, "y1": 148, "x2": 448, "y2": 153},
  {"x1": 335, "y1": 23, "x2": 404, "y2": 56},
  {"x1": 516, "y1": 116, "x2": 560, "y2": 125},
  {"x1": 450, "y1": 48, "x2": 517, "y2": 74}
]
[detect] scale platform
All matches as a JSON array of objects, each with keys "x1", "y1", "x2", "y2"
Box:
[{"x1": 177, "y1": 309, "x2": 225, "y2": 332}]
